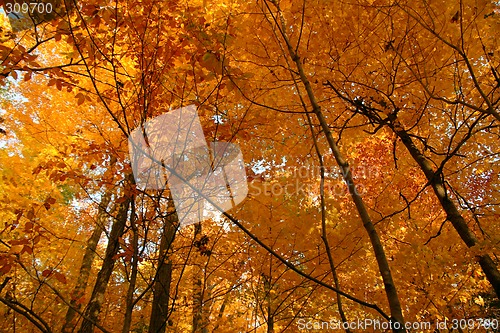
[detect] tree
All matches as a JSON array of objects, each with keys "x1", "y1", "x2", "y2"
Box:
[{"x1": 1, "y1": 0, "x2": 499, "y2": 332}]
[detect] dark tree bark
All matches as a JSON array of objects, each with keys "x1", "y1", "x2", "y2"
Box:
[
  {"x1": 122, "y1": 200, "x2": 139, "y2": 333},
  {"x1": 63, "y1": 188, "x2": 114, "y2": 333},
  {"x1": 266, "y1": 4, "x2": 406, "y2": 330},
  {"x1": 148, "y1": 198, "x2": 178, "y2": 333},
  {"x1": 78, "y1": 173, "x2": 134, "y2": 333},
  {"x1": 328, "y1": 80, "x2": 500, "y2": 300},
  {"x1": 386, "y1": 114, "x2": 500, "y2": 298},
  {"x1": 192, "y1": 223, "x2": 208, "y2": 333}
]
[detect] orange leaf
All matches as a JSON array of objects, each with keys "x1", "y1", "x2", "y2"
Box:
[{"x1": 9, "y1": 245, "x2": 24, "y2": 254}]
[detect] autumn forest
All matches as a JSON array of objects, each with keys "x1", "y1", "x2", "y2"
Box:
[{"x1": 0, "y1": 0, "x2": 499, "y2": 332}]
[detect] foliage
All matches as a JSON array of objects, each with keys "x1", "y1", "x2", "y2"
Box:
[{"x1": 0, "y1": 0, "x2": 499, "y2": 332}]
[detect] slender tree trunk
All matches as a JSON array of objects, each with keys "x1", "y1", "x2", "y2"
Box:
[
  {"x1": 78, "y1": 173, "x2": 134, "y2": 333},
  {"x1": 148, "y1": 198, "x2": 177, "y2": 333},
  {"x1": 267, "y1": 313, "x2": 274, "y2": 333},
  {"x1": 262, "y1": 273, "x2": 274, "y2": 333},
  {"x1": 268, "y1": 5, "x2": 406, "y2": 330},
  {"x1": 306, "y1": 110, "x2": 352, "y2": 332},
  {"x1": 300, "y1": 48, "x2": 407, "y2": 333},
  {"x1": 266, "y1": 304, "x2": 274, "y2": 333},
  {"x1": 62, "y1": 190, "x2": 113, "y2": 332},
  {"x1": 314, "y1": 98, "x2": 405, "y2": 333},
  {"x1": 212, "y1": 291, "x2": 230, "y2": 332},
  {"x1": 122, "y1": 200, "x2": 139, "y2": 333},
  {"x1": 192, "y1": 223, "x2": 208, "y2": 333},
  {"x1": 191, "y1": 271, "x2": 205, "y2": 333},
  {"x1": 387, "y1": 115, "x2": 500, "y2": 298}
]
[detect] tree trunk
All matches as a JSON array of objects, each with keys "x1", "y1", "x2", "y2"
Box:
[
  {"x1": 122, "y1": 200, "x2": 139, "y2": 333},
  {"x1": 63, "y1": 158, "x2": 117, "y2": 333},
  {"x1": 148, "y1": 198, "x2": 177, "y2": 333},
  {"x1": 271, "y1": 6, "x2": 406, "y2": 330},
  {"x1": 388, "y1": 115, "x2": 500, "y2": 298},
  {"x1": 299, "y1": 47, "x2": 407, "y2": 333},
  {"x1": 62, "y1": 189, "x2": 113, "y2": 332},
  {"x1": 307, "y1": 110, "x2": 352, "y2": 333},
  {"x1": 191, "y1": 271, "x2": 205, "y2": 333},
  {"x1": 192, "y1": 223, "x2": 208, "y2": 333},
  {"x1": 78, "y1": 173, "x2": 133, "y2": 333},
  {"x1": 212, "y1": 289, "x2": 231, "y2": 332}
]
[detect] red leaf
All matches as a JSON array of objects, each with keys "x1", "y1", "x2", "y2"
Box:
[
  {"x1": 25, "y1": 221, "x2": 34, "y2": 231},
  {"x1": 55, "y1": 272, "x2": 67, "y2": 284},
  {"x1": 75, "y1": 93, "x2": 85, "y2": 105},
  {"x1": 0, "y1": 264, "x2": 12, "y2": 274},
  {"x1": 42, "y1": 269, "x2": 53, "y2": 277},
  {"x1": 27, "y1": 208, "x2": 35, "y2": 220},
  {"x1": 32, "y1": 165, "x2": 42, "y2": 175},
  {"x1": 10, "y1": 239, "x2": 29, "y2": 246},
  {"x1": 22, "y1": 245, "x2": 33, "y2": 255}
]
